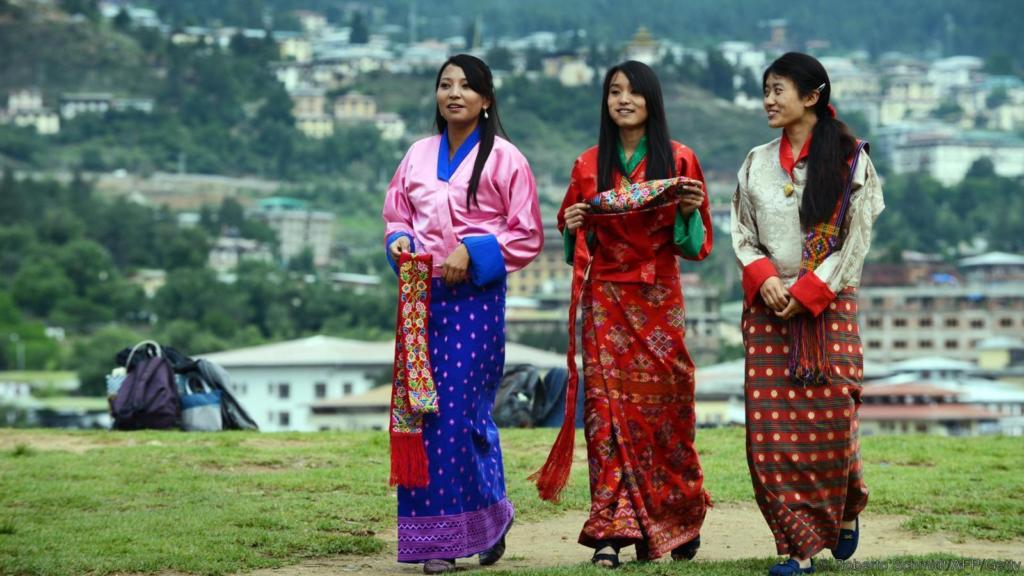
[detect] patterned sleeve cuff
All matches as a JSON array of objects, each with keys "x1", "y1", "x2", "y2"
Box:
[
  {"x1": 462, "y1": 234, "x2": 507, "y2": 287},
  {"x1": 742, "y1": 257, "x2": 779, "y2": 306},
  {"x1": 385, "y1": 232, "x2": 415, "y2": 275},
  {"x1": 789, "y1": 272, "x2": 837, "y2": 317}
]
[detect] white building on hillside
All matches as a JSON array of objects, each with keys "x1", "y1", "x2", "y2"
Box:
[
  {"x1": 200, "y1": 335, "x2": 568, "y2": 432},
  {"x1": 888, "y1": 130, "x2": 1024, "y2": 185},
  {"x1": 252, "y1": 197, "x2": 334, "y2": 267},
  {"x1": 927, "y1": 55, "x2": 984, "y2": 95},
  {"x1": 2, "y1": 89, "x2": 60, "y2": 135}
]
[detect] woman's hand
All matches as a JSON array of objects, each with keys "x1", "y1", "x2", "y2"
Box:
[
  {"x1": 775, "y1": 297, "x2": 807, "y2": 320},
  {"x1": 389, "y1": 236, "x2": 411, "y2": 261},
  {"x1": 563, "y1": 202, "x2": 589, "y2": 233},
  {"x1": 442, "y1": 243, "x2": 470, "y2": 286},
  {"x1": 759, "y1": 276, "x2": 789, "y2": 312},
  {"x1": 679, "y1": 178, "x2": 705, "y2": 217}
]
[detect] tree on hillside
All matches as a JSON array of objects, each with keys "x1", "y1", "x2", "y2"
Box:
[
  {"x1": 0, "y1": 292, "x2": 61, "y2": 371},
  {"x1": 464, "y1": 16, "x2": 482, "y2": 50},
  {"x1": 485, "y1": 46, "x2": 514, "y2": 72},
  {"x1": 350, "y1": 11, "x2": 369, "y2": 44},
  {"x1": 67, "y1": 324, "x2": 145, "y2": 396},
  {"x1": 12, "y1": 259, "x2": 75, "y2": 317},
  {"x1": 57, "y1": 239, "x2": 118, "y2": 297},
  {"x1": 965, "y1": 157, "x2": 996, "y2": 179},
  {"x1": 59, "y1": 0, "x2": 99, "y2": 21},
  {"x1": 705, "y1": 49, "x2": 735, "y2": 101},
  {"x1": 113, "y1": 8, "x2": 132, "y2": 30},
  {"x1": 0, "y1": 225, "x2": 35, "y2": 282}
]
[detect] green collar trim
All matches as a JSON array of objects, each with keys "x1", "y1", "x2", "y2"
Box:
[{"x1": 617, "y1": 135, "x2": 648, "y2": 181}]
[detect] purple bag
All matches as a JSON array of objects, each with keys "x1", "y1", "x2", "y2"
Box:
[{"x1": 111, "y1": 341, "x2": 180, "y2": 430}]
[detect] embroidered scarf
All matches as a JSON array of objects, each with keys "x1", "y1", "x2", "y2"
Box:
[
  {"x1": 590, "y1": 176, "x2": 687, "y2": 213},
  {"x1": 789, "y1": 141, "x2": 868, "y2": 386},
  {"x1": 388, "y1": 252, "x2": 437, "y2": 488},
  {"x1": 530, "y1": 176, "x2": 686, "y2": 502}
]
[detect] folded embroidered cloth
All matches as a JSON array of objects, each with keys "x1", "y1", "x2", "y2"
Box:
[{"x1": 589, "y1": 176, "x2": 688, "y2": 213}]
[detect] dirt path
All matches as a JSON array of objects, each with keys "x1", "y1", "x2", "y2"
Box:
[{"x1": 247, "y1": 502, "x2": 1024, "y2": 575}]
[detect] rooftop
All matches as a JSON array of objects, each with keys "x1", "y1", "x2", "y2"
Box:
[
  {"x1": 890, "y1": 357, "x2": 976, "y2": 373},
  {"x1": 861, "y1": 382, "x2": 959, "y2": 398},
  {"x1": 976, "y1": 336, "x2": 1024, "y2": 351},
  {"x1": 859, "y1": 404, "x2": 999, "y2": 422},
  {"x1": 200, "y1": 335, "x2": 567, "y2": 370},
  {"x1": 958, "y1": 251, "x2": 1024, "y2": 268},
  {"x1": 257, "y1": 197, "x2": 309, "y2": 211}
]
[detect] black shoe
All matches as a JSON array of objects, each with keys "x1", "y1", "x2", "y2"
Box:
[
  {"x1": 634, "y1": 540, "x2": 650, "y2": 562},
  {"x1": 479, "y1": 517, "x2": 513, "y2": 566},
  {"x1": 479, "y1": 535, "x2": 505, "y2": 566},
  {"x1": 591, "y1": 541, "x2": 621, "y2": 569},
  {"x1": 671, "y1": 535, "x2": 700, "y2": 561}
]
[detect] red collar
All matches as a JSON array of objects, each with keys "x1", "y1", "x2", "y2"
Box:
[{"x1": 779, "y1": 134, "x2": 812, "y2": 179}]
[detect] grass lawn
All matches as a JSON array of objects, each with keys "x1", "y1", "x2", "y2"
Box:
[{"x1": 0, "y1": 428, "x2": 1021, "y2": 575}]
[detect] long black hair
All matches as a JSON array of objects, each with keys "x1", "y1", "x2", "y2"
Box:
[
  {"x1": 433, "y1": 54, "x2": 507, "y2": 208},
  {"x1": 763, "y1": 52, "x2": 858, "y2": 226},
  {"x1": 597, "y1": 61, "x2": 675, "y2": 192}
]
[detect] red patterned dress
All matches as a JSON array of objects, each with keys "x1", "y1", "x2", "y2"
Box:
[{"x1": 556, "y1": 142, "x2": 713, "y2": 558}]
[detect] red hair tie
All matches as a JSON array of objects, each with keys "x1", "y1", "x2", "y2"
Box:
[{"x1": 827, "y1": 104, "x2": 837, "y2": 118}]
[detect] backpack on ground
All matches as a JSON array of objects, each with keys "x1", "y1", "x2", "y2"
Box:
[
  {"x1": 111, "y1": 340, "x2": 180, "y2": 430},
  {"x1": 111, "y1": 342, "x2": 258, "y2": 432},
  {"x1": 531, "y1": 367, "x2": 585, "y2": 429},
  {"x1": 492, "y1": 364, "x2": 542, "y2": 428},
  {"x1": 197, "y1": 359, "x2": 259, "y2": 431}
]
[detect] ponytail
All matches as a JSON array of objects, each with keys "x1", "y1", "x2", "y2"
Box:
[
  {"x1": 803, "y1": 105, "x2": 856, "y2": 226},
  {"x1": 764, "y1": 52, "x2": 859, "y2": 227}
]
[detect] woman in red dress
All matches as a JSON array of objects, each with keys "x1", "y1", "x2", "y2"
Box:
[{"x1": 535, "y1": 60, "x2": 713, "y2": 568}]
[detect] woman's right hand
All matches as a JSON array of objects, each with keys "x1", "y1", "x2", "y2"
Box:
[
  {"x1": 760, "y1": 276, "x2": 790, "y2": 312},
  {"x1": 563, "y1": 202, "x2": 589, "y2": 233},
  {"x1": 389, "y1": 236, "x2": 411, "y2": 261}
]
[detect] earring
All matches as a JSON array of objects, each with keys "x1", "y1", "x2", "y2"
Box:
[{"x1": 484, "y1": 109, "x2": 489, "y2": 119}]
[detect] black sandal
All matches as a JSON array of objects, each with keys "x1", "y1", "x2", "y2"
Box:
[
  {"x1": 671, "y1": 535, "x2": 701, "y2": 561},
  {"x1": 591, "y1": 541, "x2": 621, "y2": 569},
  {"x1": 634, "y1": 540, "x2": 651, "y2": 562}
]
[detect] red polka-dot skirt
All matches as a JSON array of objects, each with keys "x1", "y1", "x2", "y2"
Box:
[{"x1": 742, "y1": 288, "x2": 869, "y2": 559}]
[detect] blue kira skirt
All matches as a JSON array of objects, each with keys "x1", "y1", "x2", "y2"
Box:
[{"x1": 396, "y1": 278, "x2": 515, "y2": 563}]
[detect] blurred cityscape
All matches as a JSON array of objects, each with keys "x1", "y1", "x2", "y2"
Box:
[{"x1": 1, "y1": 0, "x2": 1022, "y2": 435}]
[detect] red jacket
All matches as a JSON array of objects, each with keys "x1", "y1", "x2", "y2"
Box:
[{"x1": 557, "y1": 141, "x2": 713, "y2": 283}]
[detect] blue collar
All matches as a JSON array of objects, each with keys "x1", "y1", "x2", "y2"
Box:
[{"x1": 437, "y1": 126, "x2": 481, "y2": 182}]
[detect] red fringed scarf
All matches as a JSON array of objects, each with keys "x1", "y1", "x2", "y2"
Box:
[
  {"x1": 789, "y1": 141, "x2": 868, "y2": 385},
  {"x1": 531, "y1": 177, "x2": 687, "y2": 502},
  {"x1": 389, "y1": 252, "x2": 438, "y2": 488}
]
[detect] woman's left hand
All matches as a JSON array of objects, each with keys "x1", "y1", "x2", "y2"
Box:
[
  {"x1": 443, "y1": 244, "x2": 470, "y2": 286},
  {"x1": 775, "y1": 296, "x2": 807, "y2": 320},
  {"x1": 679, "y1": 178, "x2": 704, "y2": 217}
]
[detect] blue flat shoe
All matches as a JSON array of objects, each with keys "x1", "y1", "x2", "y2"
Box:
[
  {"x1": 768, "y1": 558, "x2": 815, "y2": 575},
  {"x1": 831, "y1": 517, "x2": 859, "y2": 560}
]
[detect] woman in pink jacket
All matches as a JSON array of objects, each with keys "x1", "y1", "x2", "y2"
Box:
[{"x1": 381, "y1": 54, "x2": 543, "y2": 575}]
